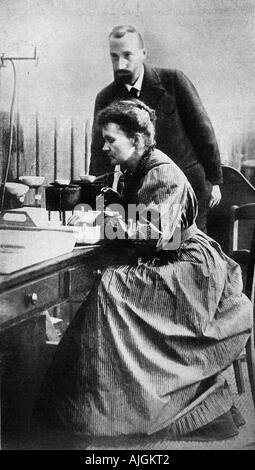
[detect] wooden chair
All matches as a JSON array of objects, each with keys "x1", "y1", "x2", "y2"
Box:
[
  {"x1": 207, "y1": 165, "x2": 255, "y2": 253},
  {"x1": 228, "y1": 203, "x2": 255, "y2": 406}
]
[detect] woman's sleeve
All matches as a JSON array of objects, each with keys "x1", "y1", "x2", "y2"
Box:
[{"x1": 126, "y1": 164, "x2": 190, "y2": 249}]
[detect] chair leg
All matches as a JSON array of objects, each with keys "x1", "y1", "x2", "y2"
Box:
[
  {"x1": 233, "y1": 359, "x2": 245, "y2": 395},
  {"x1": 246, "y1": 333, "x2": 255, "y2": 407},
  {"x1": 0, "y1": 358, "x2": 2, "y2": 450},
  {"x1": 0, "y1": 354, "x2": 7, "y2": 450}
]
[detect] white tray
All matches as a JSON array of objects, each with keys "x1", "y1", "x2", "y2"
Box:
[{"x1": 0, "y1": 226, "x2": 76, "y2": 273}]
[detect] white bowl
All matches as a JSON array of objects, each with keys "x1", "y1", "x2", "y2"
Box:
[
  {"x1": 79, "y1": 175, "x2": 96, "y2": 183},
  {"x1": 54, "y1": 179, "x2": 70, "y2": 186},
  {"x1": 19, "y1": 175, "x2": 45, "y2": 187},
  {"x1": 5, "y1": 182, "x2": 29, "y2": 197}
]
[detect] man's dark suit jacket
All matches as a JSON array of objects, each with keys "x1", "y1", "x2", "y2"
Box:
[{"x1": 89, "y1": 64, "x2": 223, "y2": 229}]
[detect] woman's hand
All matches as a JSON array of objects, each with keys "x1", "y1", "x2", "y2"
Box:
[
  {"x1": 100, "y1": 187, "x2": 122, "y2": 205},
  {"x1": 104, "y1": 214, "x2": 127, "y2": 239},
  {"x1": 104, "y1": 214, "x2": 121, "y2": 229},
  {"x1": 67, "y1": 214, "x2": 85, "y2": 226},
  {"x1": 67, "y1": 210, "x2": 100, "y2": 226}
]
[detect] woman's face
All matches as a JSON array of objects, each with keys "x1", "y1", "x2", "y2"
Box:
[{"x1": 102, "y1": 123, "x2": 136, "y2": 166}]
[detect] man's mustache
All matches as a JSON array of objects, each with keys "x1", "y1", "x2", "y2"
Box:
[
  {"x1": 114, "y1": 70, "x2": 132, "y2": 84},
  {"x1": 103, "y1": 150, "x2": 113, "y2": 158},
  {"x1": 115, "y1": 70, "x2": 130, "y2": 76}
]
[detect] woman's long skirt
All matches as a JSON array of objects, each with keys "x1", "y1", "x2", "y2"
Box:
[{"x1": 35, "y1": 232, "x2": 252, "y2": 437}]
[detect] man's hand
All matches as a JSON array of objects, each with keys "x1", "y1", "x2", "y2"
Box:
[{"x1": 209, "y1": 185, "x2": 222, "y2": 208}]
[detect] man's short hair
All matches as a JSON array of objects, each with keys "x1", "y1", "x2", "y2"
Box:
[{"x1": 109, "y1": 25, "x2": 145, "y2": 49}]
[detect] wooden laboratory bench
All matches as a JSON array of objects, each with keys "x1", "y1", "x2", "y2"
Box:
[{"x1": 0, "y1": 243, "x2": 106, "y2": 449}]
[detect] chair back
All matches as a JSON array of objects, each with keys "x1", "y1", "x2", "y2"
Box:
[
  {"x1": 229, "y1": 203, "x2": 255, "y2": 405},
  {"x1": 229, "y1": 203, "x2": 255, "y2": 301},
  {"x1": 207, "y1": 165, "x2": 255, "y2": 252}
]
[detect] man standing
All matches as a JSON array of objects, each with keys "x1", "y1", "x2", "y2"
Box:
[{"x1": 89, "y1": 25, "x2": 222, "y2": 231}]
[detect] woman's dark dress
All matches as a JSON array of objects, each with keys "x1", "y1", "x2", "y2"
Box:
[{"x1": 36, "y1": 149, "x2": 252, "y2": 437}]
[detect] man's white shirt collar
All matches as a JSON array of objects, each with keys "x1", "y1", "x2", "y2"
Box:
[{"x1": 126, "y1": 66, "x2": 144, "y2": 96}]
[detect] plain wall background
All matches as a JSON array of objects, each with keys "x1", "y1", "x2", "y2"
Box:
[{"x1": 0, "y1": 0, "x2": 255, "y2": 166}]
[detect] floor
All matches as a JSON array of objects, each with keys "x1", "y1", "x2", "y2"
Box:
[
  {"x1": 23, "y1": 362, "x2": 255, "y2": 451},
  {"x1": 82, "y1": 367, "x2": 255, "y2": 451}
]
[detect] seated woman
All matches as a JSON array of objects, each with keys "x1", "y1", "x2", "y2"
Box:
[{"x1": 35, "y1": 99, "x2": 252, "y2": 441}]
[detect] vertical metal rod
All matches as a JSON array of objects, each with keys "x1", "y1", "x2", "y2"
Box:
[
  {"x1": 0, "y1": 59, "x2": 16, "y2": 212},
  {"x1": 16, "y1": 112, "x2": 20, "y2": 179},
  {"x1": 84, "y1": 119, "x2": 89, "y2": 174},
  {"x1": 62, "y1": 211, "x2": 66, "y2": 226},
  {"x1": 35, "y1": 112, "x2": 40, "y2": 176},
  {"x1": 0, "y1": 66, "x2": 2, "y2": 106},
  {"x1": 54, "y1": 118, "x2": 58, "y2": 180},
  {"x1": 70, "y1": 120, "x2": 74, "y2": 182}
]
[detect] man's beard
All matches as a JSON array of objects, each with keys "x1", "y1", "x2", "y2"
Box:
[{"x1": 114, "y1": 70, "x2": 133, "y2": 85}]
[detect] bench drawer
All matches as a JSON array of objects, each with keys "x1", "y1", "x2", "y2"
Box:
[
  {"x1": 68, "y1": 263, "x2": 102, "y2": 297},
  {"x1": 0, "y1": 273, "x2": 61, "y2": 326}
]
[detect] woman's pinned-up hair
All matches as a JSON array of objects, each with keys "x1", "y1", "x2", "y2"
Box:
[{"x1": 97, "y1": 99, "x2": 156, "y2": 148}]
